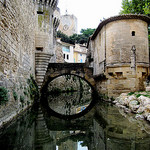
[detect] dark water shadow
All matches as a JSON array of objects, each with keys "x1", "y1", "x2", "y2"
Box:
[{"x1": 40, "y1": 74, "x2": 99, "y2": 120}]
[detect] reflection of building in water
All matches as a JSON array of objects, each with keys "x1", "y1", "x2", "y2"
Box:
[
  {"x1": 76, "y1": 105, "x2": 89, "y2": 113},
  {"x1": 90, "y1": 103, "x2": 150, "y2": 150},
  {"x1": 48, "y1": 91, "x2": 91, "y2": 115},
  {"x1": 47, "y1": 75, "x2": 92, "y2": 115},
  {"x1": 35, "y1": 107, "x2": 57, "y2": 150},
  {"x1": 58, "y1": 139, "x2": 77, "y2": 150}
]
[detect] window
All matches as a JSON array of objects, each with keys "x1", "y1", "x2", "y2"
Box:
[
  {"x1": 62, "y1": 46, "x2": 70, "y2": 52},
  {"x1": 116, "y1": 72, "x2": 123, "y2": 77},
  {"x1": 37, "y1": 4, "x2": 43, "y2": 14},
  {"x1": 2, "y1": 0, "x2": 6, "y2": 7},
  {"x1": 37, "y1": 11, "x2": 44, "y2": 14},
  {"x1": 36, "y1": 47, "x2": 43, "y2": 51},
  {"x1": 67, "y1": 54, "x2": 69, "y2": 60},
  {"x1": 108, "y1": 72, "x2": 113, "y2": 76},
  {"x1": 132, "y1": 31, "x2": 135, "y2": 36}
]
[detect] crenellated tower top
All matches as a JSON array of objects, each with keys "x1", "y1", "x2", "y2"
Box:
[{"x1": 35, "y1": 0, "x2": 58, "y2": 9}]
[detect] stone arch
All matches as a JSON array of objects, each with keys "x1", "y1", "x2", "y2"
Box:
[{"x1": 42, "y1": 63, "x2": 96, "y2": 91}]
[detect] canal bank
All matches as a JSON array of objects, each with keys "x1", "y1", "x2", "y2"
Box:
[
  {"x1": 0, "y1": 75, "x2": 39, "y2": 129},
  {"x1": 114, "y1": 91, "x2": 150, "y2": 123}
]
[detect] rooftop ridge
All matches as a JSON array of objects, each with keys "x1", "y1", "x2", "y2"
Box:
[{"x1": 91, "y1": 14, "x2": 150, "y2": 40}]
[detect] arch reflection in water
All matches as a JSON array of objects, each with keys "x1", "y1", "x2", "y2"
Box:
[{"x1": 46, "y1": 75, "x2": 93, "y2": 115}]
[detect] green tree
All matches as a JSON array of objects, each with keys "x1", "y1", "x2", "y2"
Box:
[
  {"x1": 57, "y1": 30, "x2": 70, "y2": 43},
  {"x1": 120, "y1": 0, "x2": 150, "y2": 15},
  {"x1": 57, "y1": 28, "x2": 95, "y2": 45},
  {"x1": 120, "y1": 0, "x2": 150, "y2": 51}
]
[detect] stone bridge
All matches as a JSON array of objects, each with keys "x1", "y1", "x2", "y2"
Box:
[{"x1": 36, "y1": 62, "x2": 95, "y2": 90}]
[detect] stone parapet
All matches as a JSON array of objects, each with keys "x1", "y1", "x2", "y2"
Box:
[{"x1": 36, "y1": 0, "x2": 58, "y2": 9}]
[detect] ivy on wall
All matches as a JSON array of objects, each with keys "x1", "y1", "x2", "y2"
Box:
[
  {"x1": 0, "y1": 86, "x2": 8, "y2": 105},
  {"x1": 27, "y1": 75, "x2": 39, "y2": 101}
]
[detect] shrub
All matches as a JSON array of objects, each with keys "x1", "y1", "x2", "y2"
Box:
[
  {"x1": 127, "y1": 92, "x2": 134, "y2": 96},
  {"x1": 20, "y1": 95, "x2": 25, "y2": 103},
  {"x1": 0, "y1": 87, "x2": 9, "y2": 105},
  {"x1": 27, "y1": 75, "x2": 39, "y2": 101},
  {"x1": 13, "y1": 90, "x2": 18, "y2": 101}
]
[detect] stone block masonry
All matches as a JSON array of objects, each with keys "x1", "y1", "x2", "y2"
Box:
[
  {"x1": 88, "y1": 15, "x2": 150, "y2": 98},
  {"x1": 0, "y1": 0, "x2": 37, "y2": 127},
  {"x1": 0, "y1": 0, "x2": 59, "y2": 127}
]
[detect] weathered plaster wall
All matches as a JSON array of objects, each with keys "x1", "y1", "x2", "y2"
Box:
[{"x1": 93, "y1": 27, "x2": 106, "y2": 75}]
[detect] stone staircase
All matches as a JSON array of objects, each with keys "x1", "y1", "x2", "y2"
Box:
[{"x1": 35, "y1": 52, "x2": 52, "y2": 89}]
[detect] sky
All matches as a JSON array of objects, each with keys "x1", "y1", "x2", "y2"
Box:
[{"x1": 58, "y1": 0, "x2": 123, "y2": 33}]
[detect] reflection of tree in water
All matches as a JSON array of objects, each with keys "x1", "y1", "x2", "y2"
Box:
[{"x1": 47, "y1": 75, "x2": 92, "y2": 115}]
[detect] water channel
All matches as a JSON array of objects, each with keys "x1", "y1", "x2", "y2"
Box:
[{"x1": 0, "y1": 75, "x2": 150, "y2": 150}]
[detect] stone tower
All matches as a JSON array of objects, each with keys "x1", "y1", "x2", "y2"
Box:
[
  {"x1": 58, "y1": 13, "x2": 78, "y2": 36},
  {"x1": 88, "y1": 14, "x2": 150, "y2": 97},
  {"x1": 35, "y1": 0, "x2": 60, "y2": 89}
]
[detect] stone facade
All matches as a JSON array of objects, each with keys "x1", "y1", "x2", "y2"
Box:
[
  {"x1": 88, "y1": 14, "x2": 150, "y2": 98},
  {"x1": 58, "y1": 14, "x2": 78, "y2": 36},
  {"x1": 74, "y1": 44, "x2": 87, "y2": 63},
  {"x1": 35, "y1": 0, "x2": 59, "y2": 89},
  {"x1": 0, "y1": 0, "x2": 58, "y2": 126}
]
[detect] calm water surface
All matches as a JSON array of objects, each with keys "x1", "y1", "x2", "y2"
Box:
[
  {"x1": 0, "y1": 94, "x2": 150, "y2": 150},
  {"x1": 1, "y1": 75, "x2": 150, "y2": 150}
]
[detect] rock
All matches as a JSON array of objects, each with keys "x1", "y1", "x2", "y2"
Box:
[
  {"x1": 129, "y1": 100, "x2": 140, "y2": 112},
  {"x1": 115, "y1": 93, "x2": 129, "y2": 105},
  {"x1": 112, "y1": 100, "x2": 117, "y2": 104},
  {"x1": 136, "y1": 106, "x2": 145, "y2": 114},
  {"x1": 135, "y1": 114, "x2": 144, "y2": 120},
  {"x1": 124, "y1": 107, "x2": 131, "y2": 113},
  {"x1": 138, "y1": 95, "x2": 150, "y2": 106},
  {"x1": 143, "y1": 104, "x2": 150, "y2": 118},
  {"x1": 128, "y1": 95, "x2": 137, "y2": 101},
  {"x1": 147, "y1": 115, "x2": 150, "y2": 121}
]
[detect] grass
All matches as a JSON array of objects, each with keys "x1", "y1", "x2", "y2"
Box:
[{"x1": 127, "y1": 91, "x2": 150, "y2": 98}]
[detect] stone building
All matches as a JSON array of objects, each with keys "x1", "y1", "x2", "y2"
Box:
[
  {"x1": 56, "y1": 38, "x2": 74, "y2": 63},
  {"x1": 58, "y1": 13, "x2": 78, "y2": 36},
  {"x1": 0, "y1": 0, "x2": 59, "y2": 126},
  {"x1": 87, "y1": 14, "x2": 150, "y2": 97},
  {"x1": 74, "y1": 44, "x2": 87, "y2": 63}
]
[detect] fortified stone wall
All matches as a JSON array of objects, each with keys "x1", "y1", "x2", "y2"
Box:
[
  {"x1": 0, "y1": 0, "x2": 36, "y2": 126},
  {"x1": 0, "y1": 0, "x2": 59, "y2": 127},
  {"x1": 35, "y1": 0, "x2": 59, "y2": 89}
]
